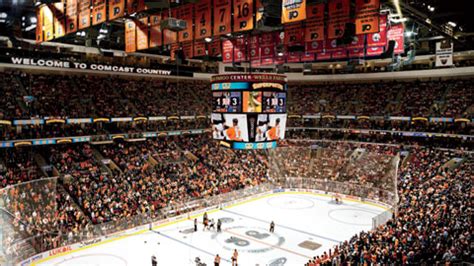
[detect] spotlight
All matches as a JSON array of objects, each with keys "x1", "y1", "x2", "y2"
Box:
[{"x1": 204, "y1": 37, "x2": 212, "y2": 43}]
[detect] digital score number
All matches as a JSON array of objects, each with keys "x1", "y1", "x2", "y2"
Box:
[
  {"x1": 213, "y1": 91, "x2": 241, "y2": 113},
  {"x1": 262, "y1": 92, "x2": 286, "y2": 113}
]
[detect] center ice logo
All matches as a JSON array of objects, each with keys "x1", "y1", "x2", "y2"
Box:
[{"x1": 214, "y1": 226, "x2": 285, "y2": 253}]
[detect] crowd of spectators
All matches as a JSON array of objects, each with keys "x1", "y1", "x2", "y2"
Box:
[
  {"x1": 0, "y1": 71, "x2": 472, "y2": 141},
  {"x1": 304, "y1": 147, "x2": 472, "y2": 265}
]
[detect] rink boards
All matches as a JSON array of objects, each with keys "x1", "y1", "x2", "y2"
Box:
[{"x1": 21, "y1": 189, "x2": 391, "y2": 266}]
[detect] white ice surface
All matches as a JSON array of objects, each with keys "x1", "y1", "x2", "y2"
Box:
[{"x1": 36, "y1": 193, "x2": 387, "y2": 266}]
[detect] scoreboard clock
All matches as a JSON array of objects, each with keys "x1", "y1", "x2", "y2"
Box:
[{"x1": 210, "y1": 74, "x2": 288, "y2": 149}]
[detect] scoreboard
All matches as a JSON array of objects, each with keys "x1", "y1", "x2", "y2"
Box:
[{"x1": 211, "y1": 74, "x2": 288, "y2": 149}]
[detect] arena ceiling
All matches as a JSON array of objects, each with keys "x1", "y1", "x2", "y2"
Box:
[{"x1": 0, "y1": 0, "x2": 472, "y2": 53}]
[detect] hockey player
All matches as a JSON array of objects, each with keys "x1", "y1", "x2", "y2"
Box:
[
  {"x1": 194, "y1": 218, "x2": 198, "y2": 232},
  {"x1": 151, "y1": 255, "x2": 157, "y2": 266},
  {"x1": 214, "y1": 254, "x2": 221, "y2": 266},
  {"x1": 209, "y1": 218, "x2": 216, "y2": 230},
  {"x1": 270, "y1": 221, "x2": 275, "y2": 233},
  {"x1": 217, "y1": 219, "x2": 222, "y2": 232},
  {"x1": 231, "y1": 249, "x2": 238, "y2": 266}
]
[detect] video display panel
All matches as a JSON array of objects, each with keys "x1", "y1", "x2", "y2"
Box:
[
  {"x1": 212, "y1": 91, "x2": 242, "y2": 113},
  {"x1": 262, "y1": 92, "x2": 287, "y2": 113}
]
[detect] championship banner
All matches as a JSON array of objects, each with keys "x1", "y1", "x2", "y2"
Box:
[
  {"x1": 435, "y1": 40, "x2": 453, "y2": 67},
  {"x1": 347, "y1": 35, "x2": 365, "y2": 49},
  {"x1": 43, "y1": 5, "x2": 54, "y2": 41},
  {"x1": 366, "y1": 46, "x2": 384, "y2": 56},
  {"x1": 249, "y1": 35, "x2": 260, "y2": 62},
  {"x1": 182, "y1": 41, "x2": 193, "y2": 59},
  {"x1": 52, "y1": 1, "x2": 65, "y2": 38},
  {"x1": 316, "y1": 51, "x2": 331, "y2": 61},
  {"x1": 305, "y1": 3, "x2": 325, "y2": 42},
  {"x1": 178, "y1": 4, "x2": 194, "y2": 42},
  {"x1": 136, "y1": 17, "x2": 148, "y2": 50},
  {"x1": 163, "y1": 10, "x2": 178, "y2": 45},
  {"x1": 233, "y1": 0, "x2": 253, "y2": 32},
  {"x1": 306, "y1": 40, "x2": 324, "y2": 53},
  {"x1": 92, "y1": 0, "x2": 106, "y2": 25},
  {"x1": 287, "y1": 51, "x2": 301, "y2": 63},
  {"x1": 36, "y1": 6, "x2": 44, "y2": 43},
  {"x1": 209, "y1": 40, "x2": 222, "y2": 57},
  {"x1": 233, "y1": 37, "x2": 248, "y2": 63},
  {"x1": 194, "y1": 0, "x2": 212, "y2": 39},
  {"x1": 149, "y1": 14, "x2": 162, "y2": 48},
  {"x1": 193, "y1": 40, "x2": 206, "y2": 57},
  {"x1": 282, "y1": 0, "x2": 306, "y2": 24},
  {"x1": 284, "y1": 23, "x2": 304, "y2": 46},
  {"x1": 348, "y1": 48, "x2": 364, "y2": 57},
  {"x1": 367, "y1": 15, "x2": 387, "y2": 47},
  {"x1": 213, "y1": 0, "x2": 231, "y2": 36},
  {"x1": 127, "y1": 0, "x2": 145, "y2": 15},
  {"x1": 109, "y1": 0, "x2": 125, "y2": 20},
  {"x1": 328, "y1": 0, "x2": 350, "y2": 39},
  {"x1": 331, "y1": 50, "x2": 347, "y2": 59},
  {"x1": 326, "y1": 38, "x2": 343, "y2": 52},
  {"x1": 355, "y1": 0, "x2": 380, "y2": 35},
  {"x1": 170, "y1": 43, "x2": 179, "y2": 61},
  {"x1": 222, "y1": 39, "x2": 234, "y2": 63},
  {"x1": 301, "y1": 52, "x2": 315, "y2": 62},
  {"x1": 260, "y1": 33, "x2": 275, "y2": 61},
  {"x1": 66, "y1": 0, "x2": 78, "y2": 34},
  {"x1": 124, "y1": 20, "x2": 136, "y2": 53},
  {"x1": 387, "y1": 23, "x2": 405, "y2": 54},
  {"x1": 78, "y1": 0, "x2": 91, "y2": 30}
]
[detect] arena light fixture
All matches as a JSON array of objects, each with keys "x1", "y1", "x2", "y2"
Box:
[
  {"x1": 448, "y1": 21, "x2": 457, "y2": 27},
  {"x1": 204, "y1": 37, "x2": 213, "y2": 43}
]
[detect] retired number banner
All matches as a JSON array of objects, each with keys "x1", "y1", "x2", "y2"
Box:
[
  {"x1": 136, "y1": 17, "x2": 148, "y2": 50},
  {"x1": 282, "y1": 0, "x2": 306, "y2": 24},
  {"x1": 328, "y1": 0, "x2": 350, "y2": 39},
  {"x1": 66, "y1": 0, "x2": 78, "y2": 34},
  {"x1": 149, "y1": 14, "x2": 162, "y2": 48},
  {"x1": 178, "y1": 4, "x2": 194, "y2": 42},
  {"x1": 125, "y1": 20, "x2": 136, "y2": 53},
  {"x1": 305, "y1": 3, "x2": 325, "y2": 42},
  {"x1": 127, "y1": 0, "x2": 145, "y2": 15},
  {"x1": 355, "y1": 0, "x2": 380, "y2": 35},
  {"x1": 214, "y1": 0, "x2": 231, "y2": 36},
  {"x1": 78, "y1": 0, "x2": 91, "y2": 30},
  {"x1": 53, "y1": 1, "x2": 66, "y2": 38},
  {"x1": 109, "y1": 0, "x2": 125, "y2": 20},
  {"x1": 195, "y1": 0, "x2": 212, "y2": 39},
  {"x1": 92, "y1": 0, "x2": 106, "y2": 25},
  {"x1": 233, "y1": 0, "x2": 254, "y2": 32}
]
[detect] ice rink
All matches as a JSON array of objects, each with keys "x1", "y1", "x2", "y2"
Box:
[{"x1": 34, "y1": 192, "x2": 388, "y2": 266}]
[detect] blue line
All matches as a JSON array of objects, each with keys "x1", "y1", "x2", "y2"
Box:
[
  {"x1": 152, "y1": 231, "x2": 231, "y2": 263},
  {"x1": 222, "y1": 209, "x2": 340, "y2": 243}
]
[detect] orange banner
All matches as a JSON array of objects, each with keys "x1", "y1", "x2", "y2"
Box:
[
  {"x1": 125, "y1": 20, "x2": 136, "y2": 53},
  {"x1": 355, "y1": 0, "x2": 379, "y2": 35},
  {"x1": 52, "y1": 1, "x2": 65, "y2": 38},
  {"x1": 43, "y1": 5, "x2": 54, "y2": 41},
  {"x1": 195, "y1": 0, "x2": 211, "y2": 39},
  {"x1": 36, "y1": 6, "x2": 44, "y2": 43},
  {"x1": 233, "y1": 0, "x2": 253, "y2": 32},
  {"x1": 109, "y1": 0, "x2": 124, "y2": 20},
  {"x1": 178, "y1": 4, "x2": 194, "y2": 42},
  {"x1": 136, "y1": 17, "x2": 148, "y2": 50},
  {"x1": 193, "y1": 40, "x2": 206, "y2": 57},
  {"x1": 127, "y1": 0, "x2": 145, "y2": 15},
  {"x1": 149, "y1": 14, "x2": 162, "y2": 48},
  {"x1": 328, "y1": 0, "x2": 350, "y2": 39},
  {"x1": 163, "y1": 10, "x2": 178, "y2": 45},
  {"x1": 78, "y1": 0, "x2": 91, "y2": 30},
  {"x1": 66, "y1": 0, "x2": 78, "y2": 34},
  {"x1": 282, "y1": 0, "x2": 306, "y2": 24},
  {"x1": 209, "y1": 40, "x2": 221, "y2": 57},
  {"x1": 182, "y1": 41, "x2": 193, "y2": 58},
  {"x1": 213, "y1": 0, "x2": 231, "y2": 36},
  {"x1": 284, "y1": 23, "x2": 304, "y2": 46},
  {"x1": 92, "y1": 0, "x2": 106, "y2": 25},
  {"x1": 305, "y1": 3, "x2": 324, "y2": 42}
]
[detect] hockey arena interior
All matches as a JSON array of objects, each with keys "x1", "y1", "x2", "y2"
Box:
[{"x1": 0, "y1": 0, "x2": 472, "y2": 265}]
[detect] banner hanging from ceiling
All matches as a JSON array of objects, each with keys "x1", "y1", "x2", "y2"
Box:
[
  {"x1": 213, "y1": 0, "x2": 232, "y2": 36},
  {"x1": 78, "y1": 0, "x2": 91, "y2": 30},
  {"x1": 387, "y1": 23, "x2": 405, "y2": 54},
  {"x1": 66, "y1": 0, "x2": 78, "y2": 34},
  {"x1": 367, "y1": 15, "x2": 387, "y2": 47},
  {"x1": 178, "y1": 4, "x2": 194, "y2": 42},
  {"x1": 136, "y1": 17, "x2": 148, "y2": 50},
  {"x1": 327, "y1": 0, "x2": 350, "y2": 39},
  {"x1": 53, "y1": 1, "x2": 66, "y2": 38},
  {"x1": 282, "y1": 0, "x2": 306, "y2": 24},
  {"x1": 194, "y1": 0, "x2": 212, "y2": 39},
  {"x1": 149, "y1": 14, "x2": 162, "y2": 48},
  {"x1": 92, "y1": 0, "x2": 106, "y2": 25},
  {"x1": 124, "y1": 20, "x2": 136, "y2": 53},
  {"x1": 355, "y1": 0, "x2": 380, "y2": 35},
  {"x1": 233, "y1": 0, "x2": 254, "y2": 32}
]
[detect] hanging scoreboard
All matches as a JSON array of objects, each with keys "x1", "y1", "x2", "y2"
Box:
[{"x1": 211, "y1": 74, "x2": 288, "y2": 149}]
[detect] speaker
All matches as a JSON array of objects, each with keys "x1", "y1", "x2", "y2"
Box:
[
  {"x1": 336, "y1": 22, "x2": 356, "y2": 46},
  {"x1": 256, "y1": 0, "x2": 282, "y2": 30},
  {"x1": 381, "y1": 40, "x2": 395, "y2": 58}
]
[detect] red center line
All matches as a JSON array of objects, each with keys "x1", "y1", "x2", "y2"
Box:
[{"x1": 223, "y1": 228, "x2": 313, "y2": 259}]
